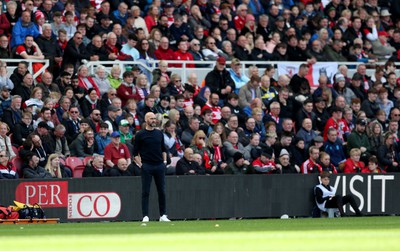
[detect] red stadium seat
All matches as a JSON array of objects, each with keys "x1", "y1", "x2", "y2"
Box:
[
  {"x1": 73, "y1": 166, "x2": 85, "y2": 178},
  {"x1": 65, "y1": 157, "x2": 84, "y2": 171},
  {"x1": 12, "y1": 157, "x2": 23, "y2": 178},
  {"x1": 83, "y1": 156, "x2": 93, "y2": 166}
]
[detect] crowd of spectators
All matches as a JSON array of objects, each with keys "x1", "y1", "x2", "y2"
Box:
[{"x1": 1, "y1": 0, "x2": 400, "y2": 179}]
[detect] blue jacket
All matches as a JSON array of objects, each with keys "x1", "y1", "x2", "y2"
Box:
[
  {"x1": 11, "y1": 19, "x2": 40, "y2": 48},
  {"x1": 323, "y1": 139, "x2": 346, "y2": 167}
]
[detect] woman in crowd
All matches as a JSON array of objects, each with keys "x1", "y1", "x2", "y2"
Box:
[
  {"x1": 108, "y1": 65, "x2": 123, "y2": 89},
  {"x1": 0, "y1": 149, "x2": 17, "y2": 179},
  {"x1": 27, "y1": 87, "x2": 44, "y2": 115},
  {"x1": 80, "y1": 88, "x2": 101, "y2": 118},
  {"x1": 194, "y1": 86, "x2": 211, "y2": 108},
  {"x1": 0, "y1": 122, "x2": 15, "y2": 159},
  {"x1": 368, "y1": 120, "x2": 384, "y2": 156},
  {"x1": 377, "y1": 132, "x2": 399, "y2": 172},
  {"x1": 92, "y1": 65, "x2": 111, "y2": 96},
  {"x1": 77, "y1": 65, "x2": 100, "y2": 97},
  {"x1": 343, "y1": 148, "x2": 364, "y2": 173},
  {"x1": 44, "y1": 154, "x2": 70, "y2": 178},
  {"x1": 206, "y1": 131, "x2": 227, "y2": 175},
  {"x1": 168, "y1": 109, "x2": 183, "y2": 137},
  {"x1": 213, "y1": 122, "x2": 227, "y2": 141},
  {"x1": 163, "y1": 121, "x2": 184, "y2": 158}
]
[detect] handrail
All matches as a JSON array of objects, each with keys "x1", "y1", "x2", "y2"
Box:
[{"x1": 2, "y1": 59, "x2": 50, "y2": 80}]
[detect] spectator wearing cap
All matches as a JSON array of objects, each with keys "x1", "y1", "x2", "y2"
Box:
[
  {"x1": 62, "y1": 32, "x2": 98, "y2": 71},
  {"x1": 104, "y1": 131, "x2": 131, "y2": 168},
  {"x1": 313, "y1": 97, "x2": 330, "y2": 133},
  {"x1": 225, "y1": 151, "x2": 253, "y2": 174},
  {"x1": 11, "y1": 10, "x2": 40, "y2": 48},
  {"x1": 69, "y1": 128, "x2": 98, "y2": 157},
  {"x1": 104, "y1": 104, "x2": 120, "y2": 133},
  {"x1": 204, "y1": 56, "x2": 235, "y2": 102},
  {"x1": 278, "y1": 148, "x2": 299, "y2": 174},
  {"x1": 155, "y1": 95, "x2": 170, "y2": 116},
  {"x1": 333, "y1": 74, "x2": 355, "y2": 105},
  {"x1": 252, "y1": 147, "x2": 280, "y2": 174},
  {"x1": 118, "y1": 119, "x2": 133, "y2": 144},
  {"x1": 323, "y1": 106, "x2": 350, "y2": 142},
  {"x1": 349, "y1": 73, "x2": 367, "y2": 101},
  {"x1": 372, "y1": 31, "x2": 396, "y2": 58},
  {"x1": 361, "y1": 88, "x2": 380, "y2": 119},
  {"x1": 240, "y1": 14, "x2": 256, "y2": 37},
  {"x1": 347, "y1": 118, "x2": 372, "y2": 156},
  {"x1": 176, "y1": 148, "x2": 205, "y2": 175}
]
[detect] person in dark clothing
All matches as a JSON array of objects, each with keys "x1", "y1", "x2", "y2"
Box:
[
  {"x1": 13, "y1": 111, "x2": 34, "y2": 147},
  {"x1": 10, "y1": 62, "x2": 29, "y2": 95},
  {"x1": 176, "y1": 148, "x2": 205, "y2": 175},
  {"x1": 315, "y1": 172, "x2": 363, "y2": 217},
  {"x1": 62, "y1": 31, "x2": 98, "y2": 71},
  {"x1": 22, "y1": 152, "x2": 52, "y2": 179},
  {"x1": 133, "y1": 112, "x2": 170, "y2": 222},
  {"x1": 224, "y1": 152, "x2": 254, "y2": 175},
  {"x1": 82, "y1": 154, "x2": 107, "y2": 177},
  {"x1": 204, "y1": 56, "x2": 235, "y2": 102},
  {"x1": 107, "y1": 158, "x2": 133, "y2": 176}
]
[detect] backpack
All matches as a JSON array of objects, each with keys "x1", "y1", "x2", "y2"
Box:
[{"x1": 12, "y1": 201, "x2": 46, "y2": 220}]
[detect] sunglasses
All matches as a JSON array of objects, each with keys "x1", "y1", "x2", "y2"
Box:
[
  {"x1": 70, "y1": 111, "x2": 79, "y2": 114},
  {"x1": 199, "y1": 137, "x2": 205, "y2": 140},
  {"x1": 0, "y1": 155, "x2": 7, "y2": 157}
]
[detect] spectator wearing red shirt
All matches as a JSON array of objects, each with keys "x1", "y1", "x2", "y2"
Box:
[
  {"x1": 343, "y1": 148, "x2": 365, "y2": 174},
  {"x1": 362, "y1": 155, "x2": 385, "y2": 174},
  {"x1": 173, "y1": 40, "x2": 194, "y2": 68},
  {"x1": 104, "y1": 131, "x2": 131, "y2": 168},
  {"x1": 234, "y1": 4, "x2": 248, "y2": 33},
  {"x1": 154, "y1": 37, "x2": 175, "y2": 61},
  {"x1": 202, "y1": 92, "x2": 222, "y2": 125},
  {"x1": 323, "y1": 106, "x2": 350, "y2": 142},
  {"x1": 144, "y1": 5, "x2": 159, "y2": 32},
  {"x1": 301, "y1": 146, "x2": 321, "y2": 174}
]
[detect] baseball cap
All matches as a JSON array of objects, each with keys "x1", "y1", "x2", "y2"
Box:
[
  {"x1": 108, "y1": 105, "x2": 120, "y2": 112},
  {"x1": 38, "y1": 121, "x2": 51, "y2": 130},
  {"x1": 356, "y1": 118, "x2": 367, "y2": 126},
  {"x1": 217, "y1": 56, "x2": 226, "y2": 65},
  {"x1": 1, "y1": 86, "x2": 10, "y2": 92},
  {"x1": 120, "y1": 119, "x2": 129, "y2": 126},
  {"x1": 233, "y1": 152, "x2": 244, "y2": 162},
  {"x1": 313, "y1": 136, "x2": 324, "y2": 143},
  {"x1": 352, "y1": 73, "x2": 363, "y2": 81},
  {"x1": 111, "y1": 131, "x2": 120, "y2": 138}
]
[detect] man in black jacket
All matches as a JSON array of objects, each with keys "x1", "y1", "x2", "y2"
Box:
[
  {"x1": 36, "y1": 23, "x2": 63, "y2": 75},
  {"x1": 176, "y1": 148, "x2": 205, "y2": 175},
  {"x1": 62, "y1": 31, "x2": 98, "y2": 71},
  {"x1": 204, "y1": 57, "x2": 235, "y2": 102}
]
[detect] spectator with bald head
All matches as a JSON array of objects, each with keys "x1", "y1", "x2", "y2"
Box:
[{"x1": 176, "y1": 148, "x2": 205, "y2": 175}]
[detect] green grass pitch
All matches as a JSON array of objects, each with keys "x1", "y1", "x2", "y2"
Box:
[{"x1": 1, "y1": 217, "x2": 400, "y2": 250}]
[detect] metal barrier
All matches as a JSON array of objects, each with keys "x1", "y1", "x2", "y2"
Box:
[
  {"x1": 85, "y1": 60, "x2": 396, "y2": 85},
  {"x1": 2, "y1": 59, "x2": 50, "y2": 81}
]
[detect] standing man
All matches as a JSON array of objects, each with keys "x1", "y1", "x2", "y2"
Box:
[{"x1": 133, "y1": 112, "x2": 170, "y2": 223}]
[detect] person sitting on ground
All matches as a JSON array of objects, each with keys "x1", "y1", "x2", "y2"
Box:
[{"x1": 315, "y1": 171, "x2": 363, "y2": 217}]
